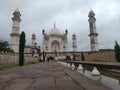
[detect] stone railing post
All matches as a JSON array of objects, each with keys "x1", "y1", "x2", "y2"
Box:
[
  {"x1": 67, "y1": 62, "x2": 71, "y2": 68},
  {"x1": 71, "y1": 63, "x2": 75, "y2": 70},
  {"x1": 91, "y1": 67, "x2": 101, "y2": 83},
  {"x1": 76, "y1": 64, "x2": 84, "y2": 74}
]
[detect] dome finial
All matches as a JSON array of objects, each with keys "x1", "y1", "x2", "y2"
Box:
[
  {"x1": 16, "y1": 8, "x2": 19, "y2": 11},
  {"x1": 49, "y1": 25, "x2": 61, "y2": 35},
  {"x1": 89, "y1": 9, "x2": 94, "y2": 14},
  {"x1": 54, "y1": 21, "x2": 56, "y2": 28},
  {"x1": 15, "y1": 0, "x2": 20, "y2": 12}
]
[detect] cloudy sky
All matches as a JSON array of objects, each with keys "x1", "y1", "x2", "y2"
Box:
[{"x1": 0, "y1": 0, "x2": 120, "y2": 51}]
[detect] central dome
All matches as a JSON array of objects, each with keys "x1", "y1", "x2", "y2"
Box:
[{"x1": 49, "y1": 27, "x2": 61, "y2": 35}]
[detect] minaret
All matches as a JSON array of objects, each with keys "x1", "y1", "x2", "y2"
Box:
[
  {"x1": 88, "y1": 10, "x2": 99, "y2": 51},
  {"x1": 31, "y1": 33, "x2": 36, "y2": 47},
  {"x1": 63, "y1": 29, "x2": 68, "y2": 52},
  {"x1": 10, "y1": 8, "x2": 21, "y2": 53},
  {"x1": 72, "y1": 33, "x2": 77, "y2": 52}
]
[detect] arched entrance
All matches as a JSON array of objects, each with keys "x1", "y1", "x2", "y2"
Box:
[{"x1": 51, "y1": 40, "x2": 60, "y2": 56}]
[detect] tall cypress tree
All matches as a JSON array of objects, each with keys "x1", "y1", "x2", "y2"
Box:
[
  {"x1": 43, "y1": 51, "x2": 45, "y2": 61},
  {"x1": 73, "y1": 54, "x2": 76, "y2": 61},
  {"x1": 114, "y1": 41, "x2": 120, "y2": 62},
  {"x1": 81, "y1": 52, "x2": 85, "y2": 61},
  {"x1": 19, "y1": 31, "x2": 26, "y2": 66}
]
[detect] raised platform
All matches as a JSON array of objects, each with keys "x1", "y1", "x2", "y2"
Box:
[{"x1": 0, "y1": 62, "x2": 112, "y2": 90}]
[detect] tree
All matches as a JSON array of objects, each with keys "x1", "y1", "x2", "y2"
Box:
[
  {"x1": 43, "y1": 51, "x2": 45, "y2": 61},
  {"x1": 0, "y1": 40, "x2": 13, "y2": 53},
  {"x1": 73, "y1": 54, "x2": 76, "y2": 61},
  {"x1": 37, "y1": 46, "x2": 41, "y2": 62},
  {"x1": 66, "y1": 55, "x2": 71, "y2": 60},
  {"x1": 81, "y1": 52, "x2": 85, "y2": 61},
  {"x1": 114, "y1": 41, "x2": 120, "y2": 62},
  {"x1": 19, "y1": 31, "x2": 26, "y2": 66},
  {"x1": 0, "y1": 41, "x2": 9, "y2": 51}
]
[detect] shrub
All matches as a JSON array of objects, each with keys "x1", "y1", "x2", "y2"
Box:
[
  {"x1": 27, "y1": 61, "x2": 37, "y2": 64},
  {"x1": 114, "y1": 41, "x2": 120, "y2": 62},
  {"x1": 94, "y1": 59, "x2": 102, "y2": 62}
]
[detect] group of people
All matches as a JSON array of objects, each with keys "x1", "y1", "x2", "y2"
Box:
[{"x1": 46, "y1": 55, "x2": 55, "y2": 62}]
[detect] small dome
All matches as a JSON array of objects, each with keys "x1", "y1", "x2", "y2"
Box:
[
  {"x1": 49, "y1": 27, "x2": 61, "y2": 35},
  {"x1": 72, "y1": 33, "x2": 76, "y2": 38},
  {"x1": 89, "y1": 9, "x2": 95, "y2": 14},
  {"x1": 32, "y1": 33, "x2": 36, "y2": 36},
  {"x1": 32, "y1": 33, "x2": 36, "y2": 39},
  {"x1": 73, "y1": 33, "x2": 76, "y2": 36},
  {"x1": 14, "y1": 8, "x2": 20, "y2": 13}
]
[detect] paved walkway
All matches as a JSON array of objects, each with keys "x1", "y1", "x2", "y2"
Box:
[{"x1": 0, "y1": 62, "x2": 112, "y2": 90}]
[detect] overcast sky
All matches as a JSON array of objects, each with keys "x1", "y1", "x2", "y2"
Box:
[{"x1": 0, "y1": 0, "x2": 120, "y2": 51}]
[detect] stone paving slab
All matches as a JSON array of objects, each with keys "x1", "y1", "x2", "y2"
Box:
[{"x1": 0, "y1": 62, "x2": 112, "y2": 90}]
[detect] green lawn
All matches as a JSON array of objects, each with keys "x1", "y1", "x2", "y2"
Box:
[
  {"x1": 0, "y1": 65, "x2": 18, "y2": 70},
  {"x1": 0, "y1": 61, "x2": 40, "y2": 71}
]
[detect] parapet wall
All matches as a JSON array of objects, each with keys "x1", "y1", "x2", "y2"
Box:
[
  {"x1": 83, "y1": 51, "x2": 115, "y2": 62},
  {"x1": 0, "y1": 51, "x2": 116, "y2": 65},
  {"x1": 46, "y1": 51, "x2": 116, "y2": 62},
  {"x1": 0, "y1": 54, "x2": 38, "y2": 65}
]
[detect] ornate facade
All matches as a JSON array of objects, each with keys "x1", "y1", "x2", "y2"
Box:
[{"x1": 42, "y1": 24, "x2": 68, "y2": 53}]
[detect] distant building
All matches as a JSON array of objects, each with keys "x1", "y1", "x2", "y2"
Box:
[
  {"x1": 42, "y1": 23, "x2": 68, "y2": 55},
  {"x1": 24, "y1": 45, "x2": 39, "y2": 57},
  {"x1": 24, "y1": 33, "x2": 39, "y2": 57},
  {"x1": 7, "y1": 8, "x2": 116, "y2": 62}
]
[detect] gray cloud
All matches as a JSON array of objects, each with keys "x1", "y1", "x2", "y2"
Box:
[{"x1": 0, "y1": 0, "x2": 120, "y2": 51}]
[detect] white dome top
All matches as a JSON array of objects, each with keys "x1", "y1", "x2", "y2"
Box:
[
  {"x1": 49, "y1": 27, "x2": 61, "y2": 35},
  {"x1": 89, "y1": 9, "x2": 95, "y2": 14},
  {"x1": 14, "y1": 8, "x2": 20, "y2": 13}
]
